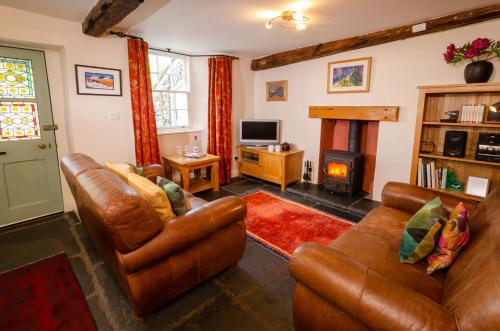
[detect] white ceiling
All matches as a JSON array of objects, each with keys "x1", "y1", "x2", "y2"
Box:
[
  {"x1": 0, "y1": 0, "x2": 95, "y2": 22},
  {"x1": 1, "y1": 0, "x2": 499, "y2": 57}
]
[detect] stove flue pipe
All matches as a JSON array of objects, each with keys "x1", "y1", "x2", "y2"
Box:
[{"x1": 348, "y1": 120, "x2": 362, "y2": 153}]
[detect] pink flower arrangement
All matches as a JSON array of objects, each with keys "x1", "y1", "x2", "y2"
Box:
[{"x1": 444, "y1": 37, "x2": 500, "y2": 64}]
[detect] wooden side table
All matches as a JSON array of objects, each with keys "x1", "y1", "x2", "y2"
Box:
[{"x1": 162, "y1": 154, "x2": 220, "y2": 193}]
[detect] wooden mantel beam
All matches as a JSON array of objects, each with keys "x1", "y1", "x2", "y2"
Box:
[
  {"x1": 82, "y1": 0, "x2": 144, "y2": 37},
  {"x1": 309, "y1": 106, "x2": 399, "y2": 122},
  {"x1": 251, "y1": 5, "x2": 500, "y2": 71}
]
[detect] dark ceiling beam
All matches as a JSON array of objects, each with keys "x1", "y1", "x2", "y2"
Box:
[
  {"x1": 82, "y1": 0, "x2": 144, "y2": 37},
  {"x1": 251, "y1": 4, "x2": 500, "y2": 71}
]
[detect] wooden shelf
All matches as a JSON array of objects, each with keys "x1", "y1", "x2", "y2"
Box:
[
  {"x1": 427, "y1": 188, "x2": 484, "y2": 202},
  {"x1": 419, "y1": 153, "x2": 500, "y2": 167},
  {"x1": 189, "y1": 178, "x2": 213, "y2": 194},
  {"x1": 422, "y1": 122, "x2": 500, "y2": 129}
]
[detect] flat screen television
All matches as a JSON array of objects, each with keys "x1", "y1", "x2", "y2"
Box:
[{"x1": 239, "y1": 119, "x2": 281, "y2": 146}]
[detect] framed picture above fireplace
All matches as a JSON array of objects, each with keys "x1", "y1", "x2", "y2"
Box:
[{"x1": 327, "y1": 57, "x2": 372, "y2": 94}]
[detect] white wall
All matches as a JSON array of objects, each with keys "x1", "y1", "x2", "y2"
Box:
[
  {"x1": 0, "y1": 6, "x2": 136, "y2": 211},
  {"x1": 252, "y1": 19, "x2": 500, "y2": 200}
]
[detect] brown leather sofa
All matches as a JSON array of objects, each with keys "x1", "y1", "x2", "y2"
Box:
[
  {"x1": 61, "y1": 153, "x2": 247, "y2": 317},
  {"x1": 291, "y1": 182, "x2": 499, "y2": 331}
]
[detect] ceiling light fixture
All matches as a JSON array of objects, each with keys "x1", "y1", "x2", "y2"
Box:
[
  {"x1": 295, "y1": 23, "x2": 307, "y2": 30},
  {"x1": 265, "y1": 10, "x2": 310, "y2": 31}
]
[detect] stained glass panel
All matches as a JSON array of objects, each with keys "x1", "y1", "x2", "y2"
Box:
[
  {"x1": 0, "y1": 57, "x2": 35, "y2": 98},
  {"x1": 0, "y1": 102, "x2": 40, "y2": 140}
]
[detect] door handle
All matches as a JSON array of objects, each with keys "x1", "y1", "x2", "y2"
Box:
[
  {"x1": 38, "y1": 143, "x2": 48, "y2": 149},
  {"x1": 0, "y1": 151, "x2": 6, "y2": 155}
]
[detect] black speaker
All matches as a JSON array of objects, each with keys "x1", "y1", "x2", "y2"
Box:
[{"x1": 443, "y1": 131, "x2": 467, "y2": 157}]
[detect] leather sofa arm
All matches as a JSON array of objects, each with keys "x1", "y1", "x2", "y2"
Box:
[
  {"x1": 142, "y1": 164, "x2": 165, "y2": 182},
  {"x1": 117, "y1": 196, "x2": 247, "y2": 274},
  {"x1": 290, "y1": 243, "x2": 458, "y2": 331},
  {"x1": 381, "y1": 181, "x2": 477, "y2": 215}
]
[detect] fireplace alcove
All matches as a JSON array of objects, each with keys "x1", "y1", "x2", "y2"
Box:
[
  {"x1": 313, "y1": 105, "x2": 399, "y2": 196},
  {"x1": 287, "y1": 105, "x2": 399, "y2": 218}
]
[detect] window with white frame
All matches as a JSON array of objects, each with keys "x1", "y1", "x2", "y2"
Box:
[{"x1": 148, "y1": 51, "x2": 190, "y2": 130}]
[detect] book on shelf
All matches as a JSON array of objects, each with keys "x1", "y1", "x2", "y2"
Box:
[
  {"x1": 428, "y1": 163, "x2": 432, "y2": 188},
  {"x1": 417, "y1": 158, "x2": 423, "y2": 187},
  {"x1": 459, "y1": 104, "x2": 485, "y2": 124},
  {"x1": 417, "y1": 159, "x2": 449, "y2": 189},
  {"x1": 430, "y1": 161, "x2": 436, "y2": 189}
]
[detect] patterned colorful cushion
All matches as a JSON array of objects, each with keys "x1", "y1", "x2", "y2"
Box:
[
  {"x1": 426, "y1": 202, "x2": 470, "y2": 274},
  {"x1": 157, "y1": 176, "x2": 192, "y2": 216},
  {"x1": 127, "y1": 173, "x2": 175, "y2": 221},
  {"x1": 399, "y1": 197, "x2": 448, "y2": 264},
  {"x1": 105, "y1": 162, "x2": 133, "y2": 182}
]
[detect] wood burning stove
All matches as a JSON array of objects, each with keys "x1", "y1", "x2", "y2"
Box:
[{"x1": 324, "y1": 121, "x2": 364, "y2": 195}]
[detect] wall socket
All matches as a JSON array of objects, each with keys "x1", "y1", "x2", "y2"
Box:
[
  {"x1": 412, "y1": 23, "x2": 427, "y2": 33},
  {"x1": 109, "y1": 112, "x2": 120, "y2": 120}
]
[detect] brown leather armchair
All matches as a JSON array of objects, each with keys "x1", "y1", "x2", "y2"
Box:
[
  {"x1": 61, "y1": 153, "x2": 247, "y2": 317},
  {"x1": 290, "y1": 182, "x2": 500, "y2": 331}
]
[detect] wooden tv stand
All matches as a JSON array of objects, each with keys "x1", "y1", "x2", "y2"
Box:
[{"x1": 238, "y1": 146, "x2": 304, "y2": 191}]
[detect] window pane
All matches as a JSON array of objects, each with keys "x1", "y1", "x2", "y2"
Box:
[
  {"x1": 175, "y1": 109, "x2": 189, "y2": 127},
  {"x1": 170, "y1": 59, "x2": 186, "y2": 91},
  {"x1": 173, "y1": 92, "x2": 188, "y2": 110},
  {"x1": 152, "y1": 92, "x2": 163, "y2": 127},
  {"x1": 158, "y1": 56, "x2": 172, "y2": 74},
  {"x1": 150, "y1": 73, "x2": 159, "y2": 90},
  {"x1": 157, "y1": 72, "x2": 170, "y2": 90},
  {"x1": 0, "y1": 102, "x2": 40, "y2": 140},
  {"x1": 161, "y1": 92, "x2": 172, "y2": 127},
  {"x1": 0, "y1": 57, "x2": 35, "y2": 98}
]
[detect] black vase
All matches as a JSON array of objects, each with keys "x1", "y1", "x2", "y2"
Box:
[{"x1": 464, "y1": 60, "x2": 493, "y2": 83}]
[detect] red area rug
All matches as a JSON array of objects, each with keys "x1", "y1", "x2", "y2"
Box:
[
  {"x1": 243, "y1": 191, "x2": 354, "y2": 259},
  {"x1": 0, "y1": 253, "x2": 96, "y2": 331}
]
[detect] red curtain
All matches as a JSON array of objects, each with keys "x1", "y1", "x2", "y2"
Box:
[
  {"x1": 127, "y1": 38, "x2": 160, "y2": 166},
  {"x1": 208, "y1": 57, "x2": 233, "y2": 184}
]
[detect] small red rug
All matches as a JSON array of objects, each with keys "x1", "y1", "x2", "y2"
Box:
[
  {"x1": 243, "y1": 191, "x2": 354, "y2": 258},
  {"x1": 0, "y1": 253, "x2": 96, "y2": 331}
]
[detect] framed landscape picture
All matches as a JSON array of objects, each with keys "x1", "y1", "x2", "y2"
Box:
[
  {"x1": 75, "y1": 65, "x2": 122, "y2": 96},
  {"x1": 266, "y1": 80, "x2": 287, "y2": 101},
  {"x1": 327, "y1": 57, "x2": 372, "y2": 94}
]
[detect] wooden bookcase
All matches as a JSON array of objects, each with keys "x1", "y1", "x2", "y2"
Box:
[{"x1": 410, "y1": 83, "x2": 500, "y2": 202}]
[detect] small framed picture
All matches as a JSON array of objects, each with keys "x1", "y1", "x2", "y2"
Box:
[
  {"x1": 266, "y1": 80, "x2": 287, "y2": 101},
  {"x1": 75, "y1": 65, "x2": 122, "y2": 96},
  {"x1": 465, "y1": 176, "x2": 490, "y2": 198},
  {"x1": 327, "y1": 57, "x2": 372, "y2": 94}
]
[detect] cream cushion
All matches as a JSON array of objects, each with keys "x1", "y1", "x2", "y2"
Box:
[
  {"x1": 105, "y1": 162, "x2": 133, "y2": 182},
  {"x1": 127, "y1": 173, "x2": 175, "y2": 221}
]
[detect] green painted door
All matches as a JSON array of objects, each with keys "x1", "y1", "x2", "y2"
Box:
[{"x1": 0, "y1": 46, "x2": 63, "y2": 227}]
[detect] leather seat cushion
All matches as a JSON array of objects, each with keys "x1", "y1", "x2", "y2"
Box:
[{"x1": 329, "y1": 206, "x2": 445, "y2": 302}]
